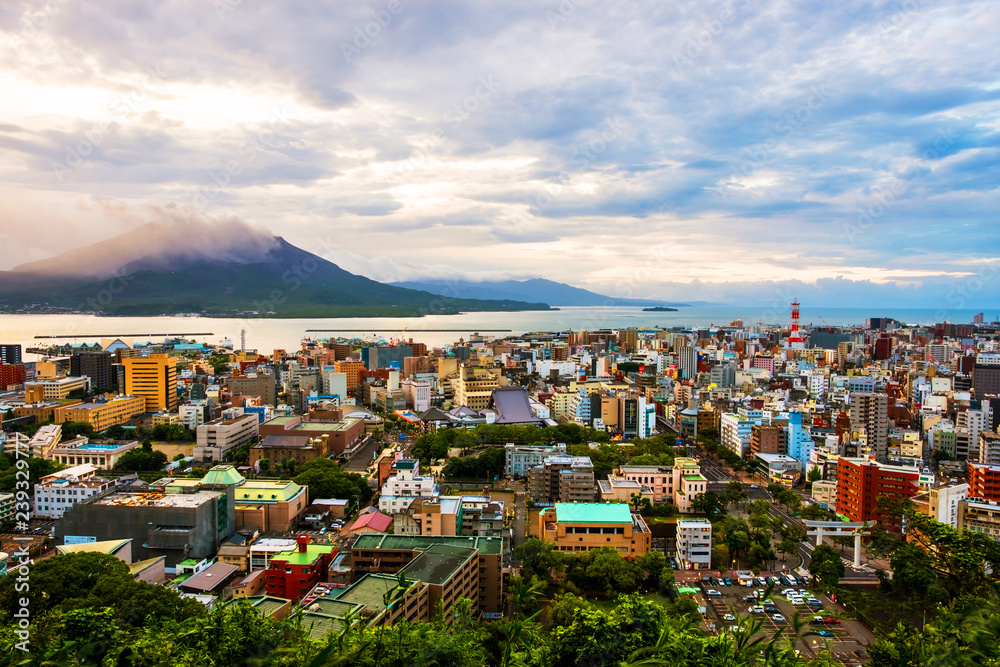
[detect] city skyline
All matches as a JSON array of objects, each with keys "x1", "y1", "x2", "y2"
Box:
[{"x1": 1, "y1": 1, "x2": 998, "y2": 307}]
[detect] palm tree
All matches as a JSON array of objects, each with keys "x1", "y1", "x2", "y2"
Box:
[{"x1": 508, "y1": 573, "x2": 545, "y2": 618}]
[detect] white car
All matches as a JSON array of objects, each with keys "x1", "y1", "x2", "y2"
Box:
[
  {"x1": 773, "y1": 614, "x2": 786, "y2": 623},
  {"x1": 789, "y1": 597, "x2": 804, "y2": 606},
  {"x1": 781, "y1": 589, "x2": 796, "y2": 596},
  {"x1": 748, "y1": 606, "x2": 765, "y2": 614},
  {"x1": 723, "y1": 613, "x2": 736, "y2": 622},
  {"x1": 707, "y1": 589, "x2": 722, "y2": 597}
]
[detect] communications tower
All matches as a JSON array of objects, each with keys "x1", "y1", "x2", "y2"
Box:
[{"x1": 787, "y1": 300, "x2": 804, "y2": 347}]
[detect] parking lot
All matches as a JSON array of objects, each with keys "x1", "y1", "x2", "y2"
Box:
[{"x1": 698, "y1": 575, "x2": 874, "y2": 664}]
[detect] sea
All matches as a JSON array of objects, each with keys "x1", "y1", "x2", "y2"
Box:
[{"x1": 0, "y1": 305, "x2": 989, "y2": 360}]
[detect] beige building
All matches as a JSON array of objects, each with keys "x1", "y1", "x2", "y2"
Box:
[
  {"x1": 449, "y1": 367, "x2": 503, "y2": 410},
  {"x1": 195, "y1": 414, "x2": 260, "y2": 462},
  {"x1": 54, "y1": 395, "x2": 147, "y2": 430},
  {"x1": 526, "y1": 455, "x2": 595, "y2": 504},
  {"x1": 25, "y1": 376, "x2": 90, "y2": 402}
]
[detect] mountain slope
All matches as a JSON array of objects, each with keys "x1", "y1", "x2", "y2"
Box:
[
  {"x1": 390, "y1": 278, "x2": 690, "y2": 307},
  {"x1": 0, "y1": 235, "x2": 551, "y2": 317}
]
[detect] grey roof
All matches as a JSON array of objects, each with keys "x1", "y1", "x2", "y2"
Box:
[{"x1": 488, "y1": 387, "x2": 544, "y2": 425}]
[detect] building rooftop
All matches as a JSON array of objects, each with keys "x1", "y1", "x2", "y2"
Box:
[
  {"x1": 351, "y1": 533, "x2": 504, "y2": 556},
  {"x1": 400, "y1": 544, "x2": 477, "y2": 586},
  {"x1": 201, "y1": 465, "x2": 247, "y2": 486},
  {"x1": 93, "y1": 489, "x2": 223, "y2": 508},
  {"x1": 235, "y1": 480, "x2": 304, "y2": 503},
  {"x1": 56, "y1": 538, "x2": 132, "y2": 556},
  {"x1": 553, "y1": 502, "x2": 633, "y2": 524},
  {"x1": 271, "y1": 544, "x2": 336, "y2": 566},
  {"x1": 180, "y1": 562, "x2": 239, "y2": 592}
]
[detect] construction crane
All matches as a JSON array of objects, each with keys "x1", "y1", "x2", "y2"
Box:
[{"x1": 816, "y1": 315, "x2": 834, "y2": 333}]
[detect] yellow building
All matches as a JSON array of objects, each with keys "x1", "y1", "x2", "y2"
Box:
[
  {"x1": 25, "y1": 377, "x2": 90, "y2": 402},
  {"x1": 123, "y1": 353, "x2": 177, "y2": 412},
  {"x1": 449, "y1": 367, "x2": 503, "y2": 410},
  {"x1": 537, "y1": 502, "x2": 651, "y2": 557},
  {"x1": 55, "y1": 396, "x2": 147, "y2": 431}
]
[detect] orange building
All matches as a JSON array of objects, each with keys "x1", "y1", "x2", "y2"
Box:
[{"x1": 537, "y1": 502, "x2": 651, "y2": 557}]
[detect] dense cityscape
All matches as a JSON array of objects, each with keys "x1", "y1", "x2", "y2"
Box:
[{"x1": 1, "y1": 309, "x2": 999, "y2": 665}]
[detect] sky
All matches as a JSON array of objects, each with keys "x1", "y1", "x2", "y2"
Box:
[{"x1": 0, "y1": 0, "x2": 998, "y2": 308}]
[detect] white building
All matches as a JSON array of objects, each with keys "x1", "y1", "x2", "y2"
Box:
[
  {"x1": 322, "y1": 369, "x2": 348, "y2": 400},
  {"x1": 927, "y1": 482, "x2": 969, "y2": 529},
  {"x1": 720, "y1": 407, "x2": 763, "y2": 457},
  {"x1": 33, "y1": 464, "x2": 113, "y2": 519},
  {"x1": 179, "y1": 400, "x2": 210, "y2": 430},
  {"x1": 378, "y1": 458, "x2": 440, "y2": 513},
  {"x1": 194, "y1": 413, "x2": 260, "y2": 462},
  {"x1": 400, "y1": 378, "x2": 431, "y2": 413},
  {"x1": 676, "y1": 519, "x2": 713, "y2": 570},
  {"x1": 504, "y1": 442, "x2": 567, "y2": 477}
]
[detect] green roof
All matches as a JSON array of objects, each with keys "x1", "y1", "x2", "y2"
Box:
[
  {"x1": 683, "y1": 475, "x2": 706, "y2": 482},
  {"x1": 554, "y1": 503, "x2": 633, "y2": 524},
  {"x1": 351, "y1": 533, "x2": 504, "y2": 556},
  {"x1": 272, "y1": 544, "x2": 335, "y2": 565},
  {"x1": 236, "y1": 480, "x2": 304, "y2": 503},
  {"x1": 337, "y1": 573, "x2": 406, "y2": 613},
  {"x1": 201, "y1": 465, "x2": 247, "y2": 486}
]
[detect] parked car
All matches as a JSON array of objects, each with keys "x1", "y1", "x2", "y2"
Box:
[
  {"x1": 723, "y1": 577, "x2": 733, "y2": 586},
  {"x1": 723, "y1": 613, "x2": 736, "y2": 622},
  {"x1": 781, "y1": 588, "x2": 797, "y2": 596},
  {"x1": 707, "y1": 589, "x2": 722, "y2": 597},
  {"x1": 778, "y1": 576, "x2": 790, "y2": 586},
  {"x1": 817, "y1": 630, "x2": 835, "y2": 638},
  {"x1": 824, "y1": 618, "x2": 842, "y2": 625},
  {"x1": 773, "y1": 614, "x2": 786, "y2": 622},
  {"x1": 744, "y1": 595, "x2": 757, "y2": 603},
  {"x1": 755, "y1": 577, "x2": 766, "y2": 587},
  {"x1": 809, "y1": 619, "x2": 826, "y2": 626},
  {"x1": 748, "y1": 606, "x2": 765, "y2": 614}
]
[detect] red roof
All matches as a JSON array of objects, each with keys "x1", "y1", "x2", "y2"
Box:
[{"x1": 350, "y1": 510, "x2": 392, "y2": 533}]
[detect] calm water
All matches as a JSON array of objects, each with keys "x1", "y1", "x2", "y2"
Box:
[{"x1": 0, "y1": 306, "x2": 987, "y2": 358}]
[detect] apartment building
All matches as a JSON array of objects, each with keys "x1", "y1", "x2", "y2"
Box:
[
  {"x1": 195, "y1": 414, "x2": 260, "y2": 462},
  {"x1": 849, "y1": 393, "x2": 889, "y2": 463},
  {"x1": 351, "y1": 533, "x2": 505, "y2": 615},
  {"x1": 379, "y1": 459, "x2": 440, "y2": 513},
  {"x1": 265, "y1": 535, "x2": 336, "y2": 602},
  {"x1": 504, "y1": 442, "x2": 568, "y2": 477},
  {"x1": 835, "y1": 456, "x2": 919, "y2": 530},
  {"x1": 34, "y1": 464, "x2": 114, "y2": 519},
  {"x1": 676, "y1": 518, "x2": 713, "y2": 570},
  {"x1": 526, "y1": 455, "x2": 595, "y2": 504}
]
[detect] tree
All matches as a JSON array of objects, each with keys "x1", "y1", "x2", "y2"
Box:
[
  {"x1": 808, "y1": 544, "x2": 846, "y2": 586},
  {"x1": 690, "y1": 491, "x2": 726, "y2": 519},
  {"x1": 113, "y1": 446, "x2": 168, "y2": 472},
  {"x1": 514, "y1": 538, "x2": 564, "y2": 582},
  {"x1": 801, "y1": 503, "x2": 829, "y2": 521},
  {"x1": 777, "y1": 537, "x2": 798, "y2": 562},
  {"x1": 725, "y1": 480, "x2": 747, "y2": 508},
  {"x1": 636, "y1": 550, "x2": 667, "y2": 589},
  {"x1": 293, "y1": 461, "x2": 373, "y2": 504},
  {"x1": 807, "y1": 466, "x2": 822, "y2": 485}
]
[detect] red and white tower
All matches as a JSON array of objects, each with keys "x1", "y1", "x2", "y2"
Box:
[{"x1": 787, "y1": 300, "x2": 804, "y2": 346}]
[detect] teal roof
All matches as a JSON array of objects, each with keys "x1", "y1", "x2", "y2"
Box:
[
  {"x1": 554, "y1": 503, "x2": 632, "y2": 524},
  {"x1": 201, "y1": 465, "x2": 246, "y2": 486}
]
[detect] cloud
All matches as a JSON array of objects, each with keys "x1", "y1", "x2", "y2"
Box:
[{"x1": 0, "y1": 0, "x2": 997, "y2": 307}]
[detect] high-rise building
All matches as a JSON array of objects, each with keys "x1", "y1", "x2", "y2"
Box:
[
  {"x1": 850, "y1": 392, "x2": 889, "y2": 463},
  {"x1": 973, "y1": 354, "x2": 1000, "y2": 402},
  {"x1": 835, "y1": 457, "x2": 919, "y2": 530},
  {"x1": 873, "y1": 334, "x2": 892, "y2": 361},
  {"x1": 123, "y1": 353, "x2": 178, "y2": 413},
  {"x1": 676, "y1": 345, "x2": 696, "y2": 380},
  {"x1": 526, "y1": 455, "x2": 595, "y2": 503},
  {"x1": 0, "y1": 344, "x2": 22, "y2": 365},
  {"x1": 0, "y1": 364, "x2": 27, "y2": 390},
  {"x1": 69, "y1": 352, "x2": 114, "y2": 392},
  {"x1": 750, "y1": 423, "x2": 788, "y2": 456},
  {"x1": 967, "y1": 461, "x2": 1000, "y2": 502}
]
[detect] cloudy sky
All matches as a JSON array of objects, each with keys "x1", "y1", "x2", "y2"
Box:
[{"x1": 1, "y1": 0, "x2": 998, "y2": 307}]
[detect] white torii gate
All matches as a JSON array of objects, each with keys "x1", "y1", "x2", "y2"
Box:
[{"x1": 802, "y1": 520, "x2": 870, "y2": 568}]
